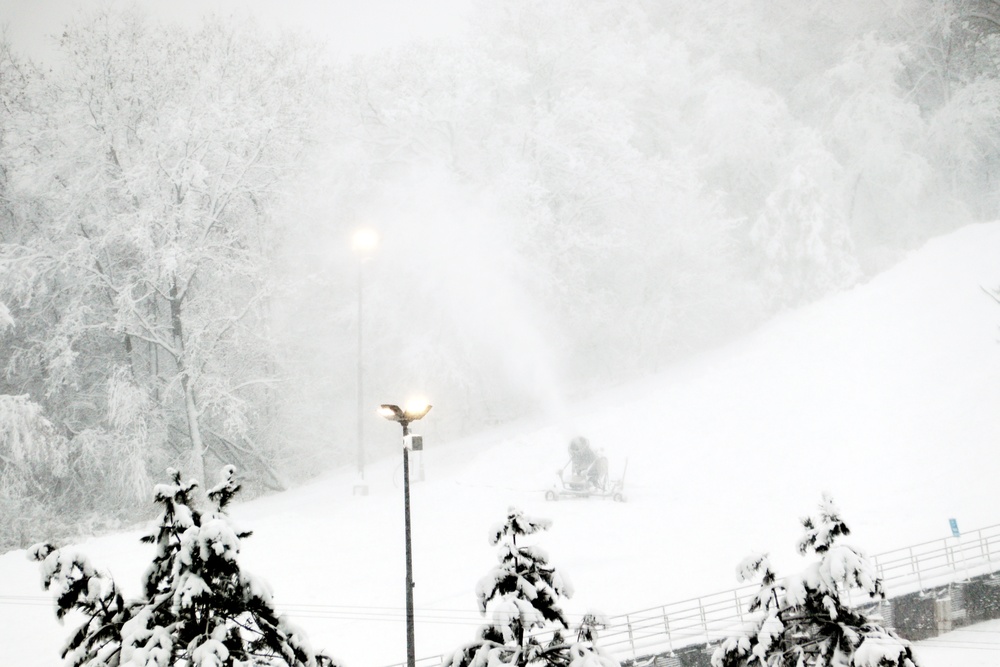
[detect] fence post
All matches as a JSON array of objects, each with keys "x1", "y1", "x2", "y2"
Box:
[
  {"x1": 734, "y1": 591, "x2": 744, "y2": 624},
  {"x1": 626, "y1": 614, "x2": 637, "y2": 663},
  {"x1": 873, "y1": 554, "x2": 886, "y2": 582},
  {"x1": 908, "y1": 546, "x2": 923, "y2": 591},
  {"x1": 698, "y1": 597, "x2": 708, "y2": 643},
  {"x1": 662, "y1": 606, "x2": 674, "y2": 654}
]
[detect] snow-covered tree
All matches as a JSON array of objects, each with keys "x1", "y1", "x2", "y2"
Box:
[
  {"x1": 749, "y1": 131, "x2": 860, "y2": 306},
  {"x1": 0, "y1": 394, "x2": 75, "y2": 548},
  {"x1": 30, "y1": 466, "x2": 337, "y2": 667},
  {"x1": 444, "y1": 507, "x2": 616, "y2": 667},
  {"x1": 1, "y1": 6, "x2": 328, "y2": 495},
  {"x1": 712, "y1": 494, "x2": 916, "y2": 667}
]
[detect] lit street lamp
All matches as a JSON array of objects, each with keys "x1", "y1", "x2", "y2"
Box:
[
  {"x1": 378, "y1": 400, "x2": 432, "y2": 667},
  {"x1": 352, "y1": 228, "x2": 379, "y2": 495}
]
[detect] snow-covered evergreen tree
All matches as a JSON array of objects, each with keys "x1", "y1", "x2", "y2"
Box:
[
  {"x1": 30, "y1": 466, "x2": 337, "y2": 667},
  {"x1": 712, "y1": 494, "x2": 916, "y2": 667},
  {"x1": 565, "y1": 613, "x2": 619, "y2": 667},
  {"x1": 444, "y1": 507, "x2": 617, "y2": 667}
]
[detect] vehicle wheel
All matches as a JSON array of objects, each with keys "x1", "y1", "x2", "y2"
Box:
[
  {"x1": 613, "y1": 492, "x2": 625, "y2": 503},
  {"x1": 545, "y1": 490, "x2": 557, "y2": 501}
]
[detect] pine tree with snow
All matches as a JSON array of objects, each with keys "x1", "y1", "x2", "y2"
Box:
[
  {"x1": 30, "y1": 466, "x2": 337, "y2": 667},
  {"x1": 712, "y1": 494, "x2": 917, "y2": 667},
  {"x1": 565, "y1": 613, "x2": 619, "y2": 667},
  {"x1": 444, "y1": 507, "x2": 617, "y2": 667}
]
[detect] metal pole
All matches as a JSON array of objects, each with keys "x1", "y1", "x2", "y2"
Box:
[
  {"x1": 357, "y1": 259, "x2": 365, "y2": 480},
  {"x1": 662, "y1": 607, "x2": 674, "y2": 654},
  {"x1": 910, "y1": 547, "x2": 923, "y2": 591},
  {"x1": 625, "y1": 614, "x2": 636, "y2": 663},
  {"x1": 955, "y1": 534, "x2": 972, "y2": 581},
  {"x1": 403, "y1": 421, "x2": 415, "y2": 667},
  {"x1": 698, "y1": 597, "x2": 708, "y2": 642}
]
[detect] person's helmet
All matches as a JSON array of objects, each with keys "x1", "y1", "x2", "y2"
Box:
[{"x1": 569, "y1": 436, "x2": 589, "y2": 454}]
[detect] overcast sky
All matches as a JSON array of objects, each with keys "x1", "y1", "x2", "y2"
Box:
[{"x1": 1, "y1": 0, "x2": 472, "y2": 63}]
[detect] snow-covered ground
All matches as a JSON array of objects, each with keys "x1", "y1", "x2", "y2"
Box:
[
  {"x1": 914, "y1": 619, "x2": 1000, "y2": 666},
  {"x1": 4, "y1": 222, "x2": 1000, "y2": 666}
]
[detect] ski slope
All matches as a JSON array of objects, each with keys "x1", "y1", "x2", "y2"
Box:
[{"x1": 4, "y1": 222, "x2": 1000, "y2": 666}]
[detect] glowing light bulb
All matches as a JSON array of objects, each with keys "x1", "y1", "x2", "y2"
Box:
[{"x1": 352, "y1": 228, "x2": 379, "y2": 254}]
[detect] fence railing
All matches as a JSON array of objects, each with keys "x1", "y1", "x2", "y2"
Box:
[{"x1": 392, "y1": 523, "x2": 1000, "y2": 667}]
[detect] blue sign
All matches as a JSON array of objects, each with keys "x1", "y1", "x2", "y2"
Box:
[{"x1": 949, "y1": 518, "x2": 960, "y2": 538}]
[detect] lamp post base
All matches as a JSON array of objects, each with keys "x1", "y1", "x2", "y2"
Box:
[{"x1": 352, "y1": 482, "x2": 369, "y2": 496}]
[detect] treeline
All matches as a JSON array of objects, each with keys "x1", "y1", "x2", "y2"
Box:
[
  {"x1": 3, "y1": 1, "x2": 1000, "y2": 548},
  {"x1": 300, "y1": 0, "x2": 1000, "y2": 451}
]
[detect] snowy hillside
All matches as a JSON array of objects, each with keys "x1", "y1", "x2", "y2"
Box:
[{"x1": 4, "y1": 222, "x2": 1000, "y2": 666}]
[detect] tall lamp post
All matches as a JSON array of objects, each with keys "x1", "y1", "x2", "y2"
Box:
[
  {"x1": 378, "y1": 401, "x2": 432, "y2": 667},
  {"x1": 351, "y1": 228, "x2": 379, "y2": 496}
]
